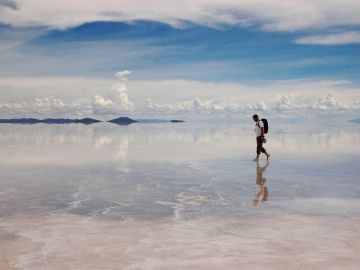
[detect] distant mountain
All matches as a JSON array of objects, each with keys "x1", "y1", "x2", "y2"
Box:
[
  {"x1": 40, "y1": 118, "x2": 101, "y2": 125},
  {"x1": 170, "y1": 120, "x2": 185, "y2": 123},
  {"x1": 0, "y1": 118, "x2": 101, "y2": 125},
  {"x1": 0, "y1": 117, "x2": 185, "y2": 125},
  {"x1": 350, "y1": 118, "x2": 360, "y2": 124},
  {"x1": 0, "y1": 118, "x2": 41, "y2": 124},
  {"x1": 108, "y1": 117, "x2": 138, "y2": 125}
]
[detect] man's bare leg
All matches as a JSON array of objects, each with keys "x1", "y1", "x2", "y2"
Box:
[{"x1": 253, "y1": 154, "x2": 260, "y2": 161}]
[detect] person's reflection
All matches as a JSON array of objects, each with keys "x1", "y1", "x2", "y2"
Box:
[{"x1": 253, "y1": 160, "x2": 269, "y2": 206}]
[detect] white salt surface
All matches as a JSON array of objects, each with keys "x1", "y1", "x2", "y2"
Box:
[{"x1": 0, "y1": 122, "x2": 359, "y2": 269}]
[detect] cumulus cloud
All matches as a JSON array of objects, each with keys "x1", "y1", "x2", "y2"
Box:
[
  {"x1": 1, "y1": 92, "x2": 359, "y2": 119},
  {"x1": 190, "y1": 98, "x2": 227, "y2": 113},
  {"x1": 93, "y1": 95, "x2": 114, "y2": 107},
  {"x1": 246, "y1": 101, "x2": 267, "y2": 112},
  {"x1": 115, "y1": 70, "x2": 131, "y2": 80},
  {"x1": 1, "y1": 76, "x2": 359, "y2": 119},
  {"x1": 276, "y1": 95, "x2": 292, "y2": 112},
  {"x1": 93, "y1": 70, "x2": 134, "y2": 115},
  {"x1": 1, "y1": 0, "x2": 360, "y2": 33},
  {"x1": 295, "y1": 31, "x2": 360, "y2": 45},
  {"x1": 113, "y1": 70, "x2": 133, "y2": 108},
  {"x1": 311, "y1": 93, "x2": 348, "y2": 111},
  {"x1": 0, "y1": 96, "x2": 90, "y2": 117},
  {"x1": 271, "y1": 92, "x2": 360, "y2": 117},
  {"x1": 135, "y1": 93, "x2": 359, "y2": 118}
]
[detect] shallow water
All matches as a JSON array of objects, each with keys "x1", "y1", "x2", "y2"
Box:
[{"x1": 0, "y1": 122, "x2": 359, "y2": 269}]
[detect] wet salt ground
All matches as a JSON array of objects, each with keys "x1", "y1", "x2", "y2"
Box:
[{"x1": 0, "y1": 123, "x2": 360, "y2": 269}]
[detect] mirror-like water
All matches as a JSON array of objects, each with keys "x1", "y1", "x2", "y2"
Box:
[{"x1": 1, "y1": 123, "x2": 359, "y2": 269}]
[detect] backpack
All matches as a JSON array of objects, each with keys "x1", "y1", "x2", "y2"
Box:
[{"x1": 261, "y1": 118, "x2": 269, "y2": 134}]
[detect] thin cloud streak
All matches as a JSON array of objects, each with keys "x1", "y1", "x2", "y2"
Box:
[
  {"x1": 1, "y1": 0, "x2": 360, "y2": 33},
  {"x1": 295, "y1": 31, "x2": 360, "y2": 45}
]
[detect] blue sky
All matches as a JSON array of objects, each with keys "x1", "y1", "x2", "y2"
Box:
[
  {"x1": 1, "y1": 20, "x2": 360, "y2": 82},
  {"x1": 0, "y1": 0, "x2": 359, "y2": 118}
]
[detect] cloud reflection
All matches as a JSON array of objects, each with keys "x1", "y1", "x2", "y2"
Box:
[{"x1": 0, "y1": 123, "x2": 359, "y2": 167}]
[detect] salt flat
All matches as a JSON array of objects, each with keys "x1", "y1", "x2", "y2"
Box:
[{"x1": 0, "y1": 122, "x2": 359, "y2": 270}]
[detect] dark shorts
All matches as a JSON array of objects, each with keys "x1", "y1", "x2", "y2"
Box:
[{"x1": 256, "y1": 136, "x2": 266, "y2": 155}]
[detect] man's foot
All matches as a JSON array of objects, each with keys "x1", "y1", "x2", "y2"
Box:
[
  {"x1": 266, "y1": 153, "x2": 270, "y2": 160},
  {"x1": 253, "y1": 158, "x2": 259, "y2": 162}
]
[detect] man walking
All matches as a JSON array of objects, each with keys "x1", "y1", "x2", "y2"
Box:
[{"x1": 252, "y1": 114, "x2": 270, "y2": 161}]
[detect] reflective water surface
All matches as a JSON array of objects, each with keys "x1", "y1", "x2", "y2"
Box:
[{"x1": 1, "y1": 122, "x2": 359, "y2": 269}]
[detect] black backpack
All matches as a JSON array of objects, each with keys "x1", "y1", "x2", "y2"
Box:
[{"x1": 261, "y1": 118, "x2": 269, "y2": 134}]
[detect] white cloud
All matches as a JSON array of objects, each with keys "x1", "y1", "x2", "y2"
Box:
[
  {"x1": 1, "y1": 0, "x2": 360, "y2": 32},
  {"x1": 115, "y1": 70, "x2": 131, "y2": 80},
  {"x1": 276, "y1": 95, "x2": 292, "y2": 112},
  {"x1": 93, "y1": 95, "x2": 114, "y2": 107},
  {"x1": 1, "y1": 76, "x2": 359, "y2": 119},
  {"x1": 93, "y1": 71, "x2": 134, "y2": 115},
  {"x1": 311, "y1": 93, "x2": 348, "y2": 111},
  {"x1": 295, "y1": 31, "x2": 360, "y2": 45},
  {"x1": 0, "y1": 96, "x2": 91, "y2": 117},
  {"x1": 145, "y1": 94, "x2": 359, "y2": 119}
]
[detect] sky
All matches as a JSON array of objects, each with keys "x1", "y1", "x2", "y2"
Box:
[{"x1": 0, "y1": 0, "x2": 360, "y2": 119}]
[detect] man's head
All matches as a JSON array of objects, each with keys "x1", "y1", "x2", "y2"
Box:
[{"x1": 252, "y1": 114, "x2": 259, "y2": 122}]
